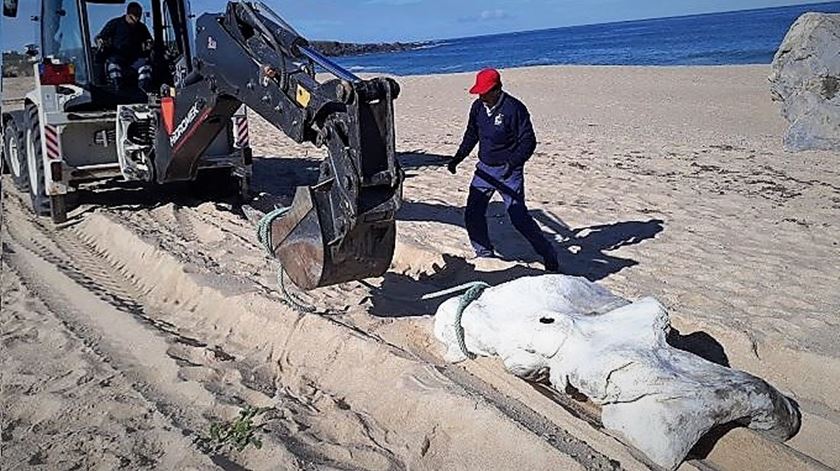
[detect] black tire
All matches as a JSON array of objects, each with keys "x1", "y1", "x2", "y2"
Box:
[
  {"x1": 192, "y1": 167, "x2": 248, "y2": 201},
  {"x1": 0, "y1": 123, "x2": 5, "y2": 175},
  {"x1": 24, "y1": 104, "x2": 52, "y2": 216},
  {"x1": 3, "y1": 118, "x2": 29, "y2": 192}
]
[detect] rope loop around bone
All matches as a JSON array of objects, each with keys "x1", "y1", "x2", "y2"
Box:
[{"x1": 423, "y1": 281, "x2": 491, "y2": 359}]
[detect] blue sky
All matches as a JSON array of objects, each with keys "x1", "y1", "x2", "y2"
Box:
[{"x1": 2, "y1": 0, "x2": 832, "y2": 50}]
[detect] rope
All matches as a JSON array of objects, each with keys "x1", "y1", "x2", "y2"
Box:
[
  {"x1": 423, "y1": 281, "x2": 490, "y2": 360},
  {"x1": 256, "y1": 206, "x2": 317, "y2": 314}
]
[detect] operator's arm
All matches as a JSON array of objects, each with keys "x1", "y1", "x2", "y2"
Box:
[
  {"x1": 454, "y1": 101, "x2": 480, "y2": 162},
  {"x1": 509, "y1": 102, "x2": 536, "y2": 168},
  {"x1": 96, "y1": 18, "x2": 118, "y2": 45},
  {"x1": 139, "y1": 23, "x2": 153, "y2": 56}
]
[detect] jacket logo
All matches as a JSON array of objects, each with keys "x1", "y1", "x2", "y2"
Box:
[{"x1": 494, "y1": 113, "x2": 504, "y2": 126}]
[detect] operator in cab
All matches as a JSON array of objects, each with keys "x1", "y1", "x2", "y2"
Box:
[{"x1": 95, "y1": 2, "x2": 153, "y2": 93}]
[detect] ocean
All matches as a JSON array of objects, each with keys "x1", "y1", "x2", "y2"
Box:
[{"x1": 337, "y1": 2, "x2": 840, "y2": 76}]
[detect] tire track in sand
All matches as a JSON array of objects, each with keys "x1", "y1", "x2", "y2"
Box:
[{"x1": 2, "y1": 193, "x2": 409, "y2": 470}]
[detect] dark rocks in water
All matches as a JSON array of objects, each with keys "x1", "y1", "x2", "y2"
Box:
[
  {"x1": 1, "y1": 40, "x2": 421, "y2": 79},
  {"x1": 310, "y1": 40, "x2": 425, "y2": 57}
]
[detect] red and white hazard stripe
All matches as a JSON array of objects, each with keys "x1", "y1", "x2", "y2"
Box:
[
  {"x1": 234, "y1": 116, "x2": 250, "y2": 148},
  {"x1": 44, "y1": 125, "x2": 61, "y2": 160}
]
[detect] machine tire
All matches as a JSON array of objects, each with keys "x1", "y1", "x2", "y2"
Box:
[
  {"x1": 193, "y1": 167, "x2": 247, "y2": 200},
  {"x1": 3, "y1": 118, "x2": 29, "y2": 192},
  {"x1": 24, "y1": 104, "x2": 52, "y2": 217}
]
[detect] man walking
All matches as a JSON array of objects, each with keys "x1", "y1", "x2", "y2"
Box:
[
  {"x1": 449, "y1": 68, "x2": 559, "y2": 272},
  {"x1": 95, "y1": 2, "x2": 153, "y2": 93}
]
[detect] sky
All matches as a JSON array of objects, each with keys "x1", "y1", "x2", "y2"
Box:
[{"x1": 1, "y1": 0, "x2": 834, "y2": 50}]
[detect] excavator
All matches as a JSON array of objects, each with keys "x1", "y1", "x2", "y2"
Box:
[{"x1": 1, "y1": 0, "x2": 403, "y2": 290}]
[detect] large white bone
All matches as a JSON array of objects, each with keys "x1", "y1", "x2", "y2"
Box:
[{"x1": 433, "y1": 275, "x2": 800, "y2": 470}]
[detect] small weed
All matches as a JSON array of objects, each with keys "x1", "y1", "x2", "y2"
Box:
[{"x1": 200, "y1": 405, "x2": 272, "y2": 454}]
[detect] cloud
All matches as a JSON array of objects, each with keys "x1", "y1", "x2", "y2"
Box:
[
  {"x1": 458, "y1": 8, "x2": 512, "y2": 23},
  {"x1": 480, "y1": 9, "x2": 510, "y2": 20},
  {"x1": 300, "y1": 19, "x2": 343, "y2": 27},
  {"x1": 364, "y1": 0, "x2": 423, "y2": 5}
]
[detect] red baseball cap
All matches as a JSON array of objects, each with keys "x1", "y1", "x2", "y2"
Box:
[{"x1": 469, "y1": 68, "x2": 501, "y2": 95}]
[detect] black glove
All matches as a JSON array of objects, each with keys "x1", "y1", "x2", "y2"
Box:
[{"x1": 447, "y1": 157, "x2": 462, "y2": 174}]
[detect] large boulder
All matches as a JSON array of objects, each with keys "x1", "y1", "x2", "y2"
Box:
[{"x1": 769, "y1": 13, "x2": 840, "y2": 151}]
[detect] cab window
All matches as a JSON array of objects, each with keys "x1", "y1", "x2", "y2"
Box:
[{"x1": 42, "y1": 0, "x2": 89, "y2": 84}]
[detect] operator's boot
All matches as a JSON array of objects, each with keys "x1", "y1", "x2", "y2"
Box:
[
  {"x1": 106, "y1": 61, "x2": 124, "y2": 92},
  {"x1": 138, "y1": 62, "x2": 153, "y2": 94}
]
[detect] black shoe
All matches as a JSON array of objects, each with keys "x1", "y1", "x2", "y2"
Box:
[
  {"x1": 472, "y1": 250, "x2": 498, "y2": 260},
  {"x1": 544, "y1": 259, "x2": 560, "y2": 273}
]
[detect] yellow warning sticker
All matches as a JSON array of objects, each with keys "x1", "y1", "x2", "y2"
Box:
[{"x1": 296, "y1": 85, "x2": 311, "y2": 107}]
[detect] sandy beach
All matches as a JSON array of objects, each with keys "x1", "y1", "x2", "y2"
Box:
[{"x1": 2, "y1": 65, "x2": 838, "y2": 470}]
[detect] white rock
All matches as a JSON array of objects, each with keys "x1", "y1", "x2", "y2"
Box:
[
  {"x1": 433, "y1": 275, "x2": 800, "y2": 470},
  {"x1": 769, "y1": 13, "x2": 840, "y2": 151}
]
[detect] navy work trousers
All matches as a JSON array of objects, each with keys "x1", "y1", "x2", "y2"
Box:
[
  {"x1": 464, "y1": 163, "x2": 558, "y2": 268},
  {"x1": 106, "y1": 56, "x2": 152, "y2": 93}
]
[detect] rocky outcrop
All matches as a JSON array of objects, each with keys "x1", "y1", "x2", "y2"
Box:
[
  {"x1": 311, "y1": 40, "x2": 424, "y2": 57},
  {"x1": 769, "y1": 13, "x2": 840, "y2": 151},
  {"x1": 0, "y1": 40, "x2": 419, "y2": 78}
]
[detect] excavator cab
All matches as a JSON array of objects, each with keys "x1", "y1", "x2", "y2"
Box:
[
  {"x1": 35, "y1": 0, "x2": 194, "y2": 108},
  {"x1": 2, "y1": 1, "x2": 247, "y2": 225},
  {"x1": 87, "y1": 0, "x2": 196, "y2": 97}
]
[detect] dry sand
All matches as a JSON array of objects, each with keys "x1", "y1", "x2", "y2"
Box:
[{"x1": 1, "y1": 65, "x2": 838, "y2": 470}]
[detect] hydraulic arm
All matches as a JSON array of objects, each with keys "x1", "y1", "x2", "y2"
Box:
[{"x1": 154, "y1": 1, "x2": 403, "y2": 290}]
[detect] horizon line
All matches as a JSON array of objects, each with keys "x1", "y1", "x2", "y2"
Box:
[
  {"x1": 2, "y1": 0, "x2": 838, "y2": 51},
  {"x1": 319, "y1": 0, "x2": 840, "y2": 45}
]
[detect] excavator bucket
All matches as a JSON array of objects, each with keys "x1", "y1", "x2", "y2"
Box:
[
  {"x1": 261, "y1": 74, "x2": 403, "y2": 291},
  {"x1": 266, "y1": 186, "x2": 396, "y2": 290}
]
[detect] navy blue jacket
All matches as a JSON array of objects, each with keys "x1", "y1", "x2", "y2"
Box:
[
  {"x1": 455, "y1": 93, "x2": 537, "y2": 171},
  {"x1": 97, "y1": 17, "x2": 152, "y2": 63}
]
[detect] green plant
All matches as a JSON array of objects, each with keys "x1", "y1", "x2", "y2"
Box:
[{"x1": 202, "y1": 405, "x2": 272, "y2": 453}]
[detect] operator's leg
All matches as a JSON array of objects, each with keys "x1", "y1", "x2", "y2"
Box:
[
  {"x1": 500, "y1": 172, "x2": 559, "y2": 271},
  {"x1": 105, "y1": 57, "x2": 124, "y2": 90},
  {"x1": 464, "y1": 182, "x2": 496, "y2": 257},
  {"x1": 131, "y1": 58, "x2": 153, "y2": 93}
]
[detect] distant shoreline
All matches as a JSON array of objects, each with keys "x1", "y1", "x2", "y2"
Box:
[
  {"x1": 0, "y1": 63, "x2": 774, "y2": 93},
  {"x1": 0, "y1": 40, "x2": 427, "y2": 78},
  {"x1": 310, "y1": 40, "x2": 428, "y2": 58}
]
